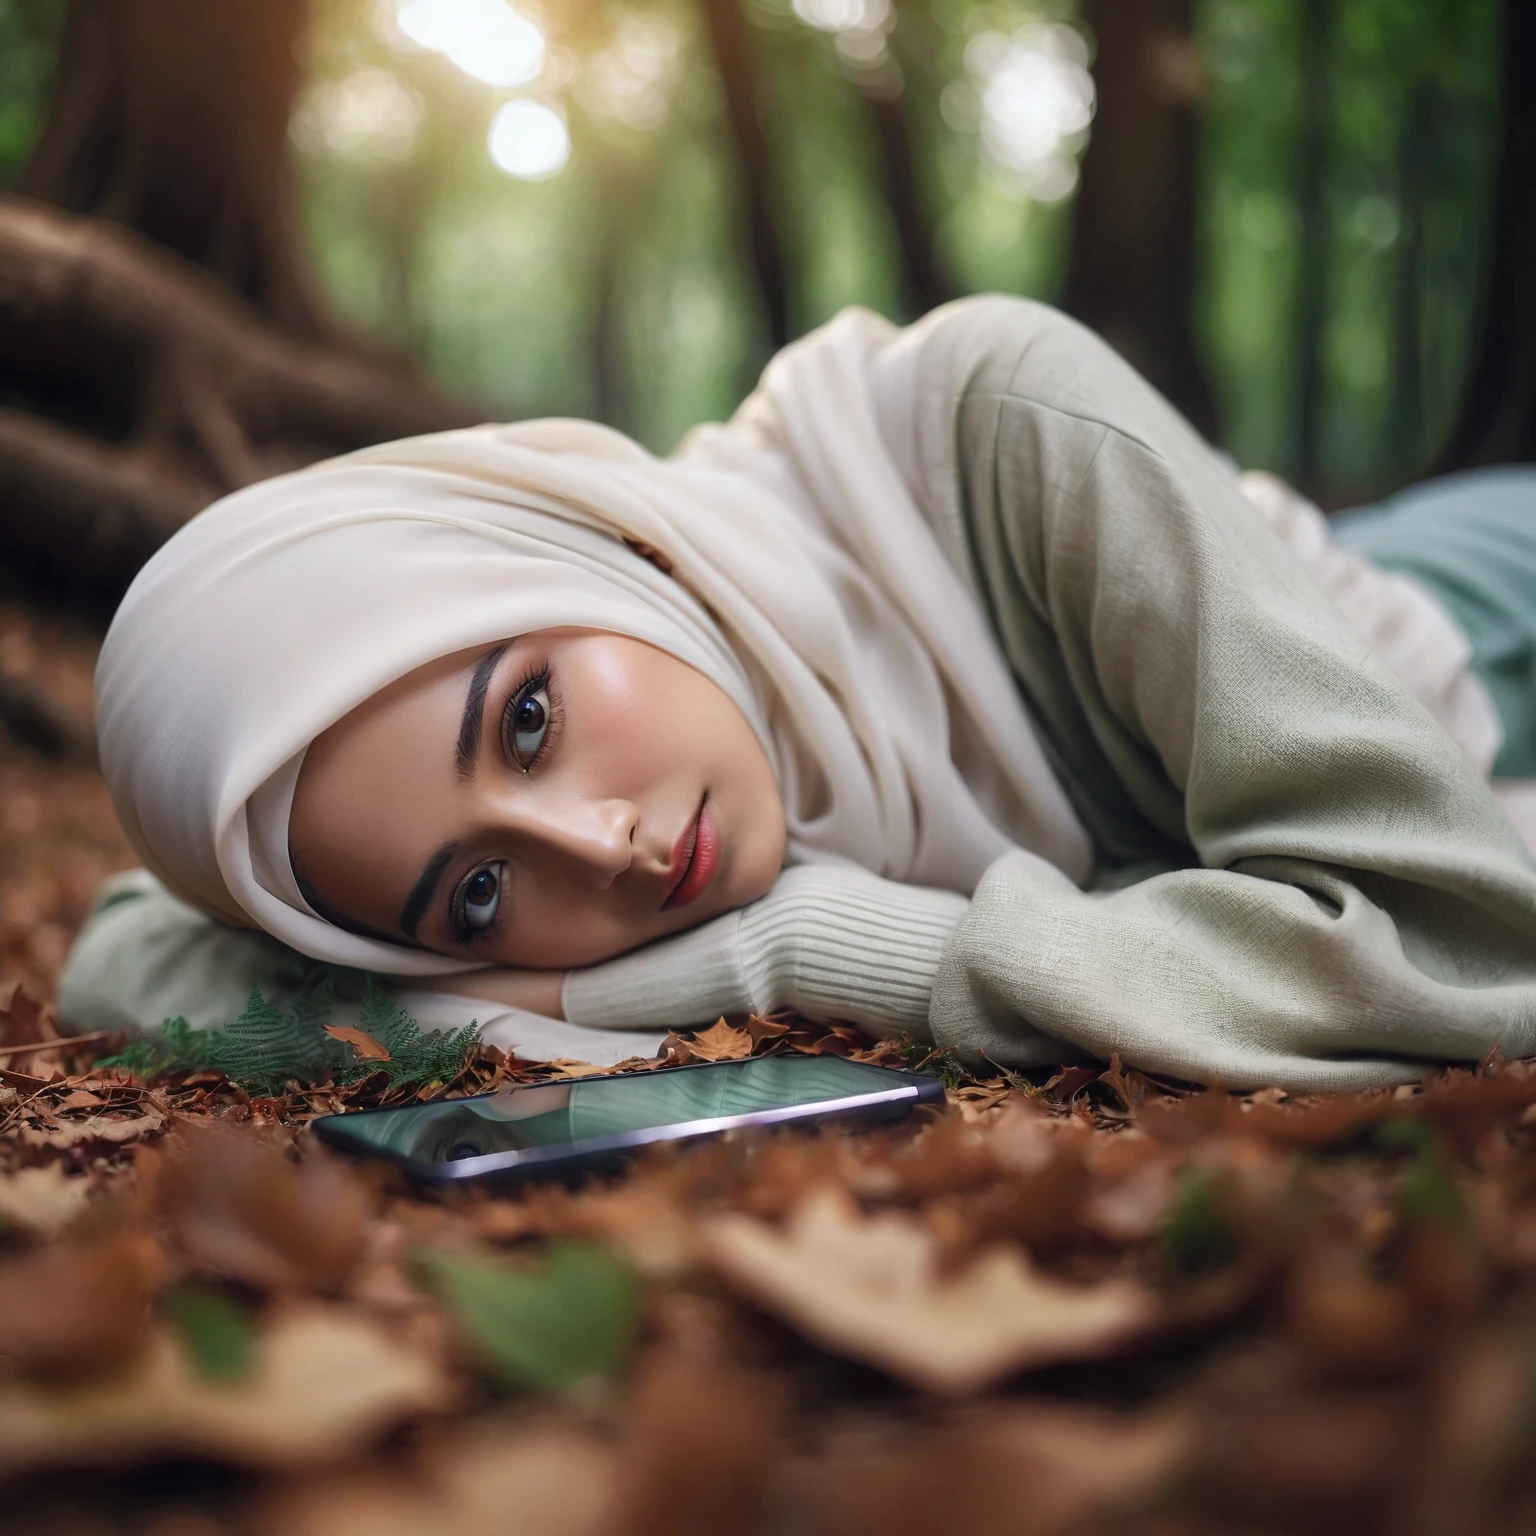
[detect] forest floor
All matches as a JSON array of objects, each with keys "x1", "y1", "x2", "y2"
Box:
[{"x1": 6, "y1": 599, "x2": 1536, "y2": 1535}]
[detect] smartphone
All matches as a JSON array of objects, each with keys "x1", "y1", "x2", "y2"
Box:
[{"x1": 311, "y1": 1054, "x2": 945, "y2": 1186}]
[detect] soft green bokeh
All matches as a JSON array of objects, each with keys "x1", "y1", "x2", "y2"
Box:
[{"x1": 0, "y1": 0, "x2": 1505, "y2": 488}]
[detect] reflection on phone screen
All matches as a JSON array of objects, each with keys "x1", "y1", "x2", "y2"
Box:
[{"x1": 325, "y1": 1055, "x2": 909, "y2": 1164}]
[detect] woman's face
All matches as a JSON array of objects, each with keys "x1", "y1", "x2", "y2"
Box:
[{"x1": 288, "y1": 629, "x2": 786, "y2": 969}]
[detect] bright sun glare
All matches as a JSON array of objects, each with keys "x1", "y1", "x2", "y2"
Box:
[
  {"x1": 487, "y1": 98, "x2": 572, "y2": 179},
  {"x1": 396, "y1": 0, "x2": 546, "y2": 89}
]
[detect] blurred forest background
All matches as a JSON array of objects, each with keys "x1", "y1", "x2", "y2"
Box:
[{"x1": 0, "y1": 0, "x2": 1531, "y2": 616}]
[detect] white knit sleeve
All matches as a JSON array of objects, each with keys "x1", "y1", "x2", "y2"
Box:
[{"x1": 560, "y1": 865, "x2": 968, "y2": 1037}]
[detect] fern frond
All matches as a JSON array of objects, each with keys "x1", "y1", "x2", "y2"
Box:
[{"x1": 95, "y1": 979, "x2": 478, "y2": 1095}]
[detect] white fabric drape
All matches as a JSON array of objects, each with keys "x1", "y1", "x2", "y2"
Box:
[{"x1": 95, "y1": 307, "x2": 1092, "y2": 975}]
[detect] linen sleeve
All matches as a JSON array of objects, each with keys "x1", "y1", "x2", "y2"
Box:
[
  {"x1": 899, "y1": 297, "x2": 1536, "y2": 1091},
  {"x1": 56, "y1": 868, "x2": 337, "y2": 1035}
]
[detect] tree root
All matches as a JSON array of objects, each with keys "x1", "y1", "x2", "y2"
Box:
[{"x1": 0, "y1": 196, "x2": 484, "y2": 603}]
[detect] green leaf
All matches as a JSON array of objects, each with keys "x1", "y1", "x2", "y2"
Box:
[
  {"x1": 413, "y1": 1240, "x2": 641, "y2": 1394},
  {"x1": 1157, "y1": 1164, "x2": 1241, "y2": 1278},
  {"x1": 163, "y1": 1282, "x2": 257, "y2": 1383},
  {"x1": 95, "y1": 980, "x2": 478, "y2": 1096}
]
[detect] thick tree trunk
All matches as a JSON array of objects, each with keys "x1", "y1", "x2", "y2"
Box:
[
  {"x1": 1435, "y1": 0, "x2": 1536, "y2": 470},
  {"x1": 698, "y1": 0, "x2": 793, "y2": 350},
  {"x1": 17, "y1": 0, "x2": 332, "y2": 341},
  {"x1": 1291, "y1": 0, "x2": 1332, "y2": 489},
  {"x1": 3, "y1": 0, "x2": 481, "y2": 608},
  {"x1": 1062, "y1": 0, "x2": 1216, "y2": 439},
  {"x1": 844, "y1": 30, "x2": 953, "y2": 318},
  {"x1": 1387, "y1": 81, "x2": 1430, "y2": 472}
]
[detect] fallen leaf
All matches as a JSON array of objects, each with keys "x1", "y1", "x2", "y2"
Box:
[
  {"x1": 0, "y1": 1163, "x2": 94, "y2": 1238},
  {"x1": 547, "y1": 1059, "x2": 611, "y2": 1078},
  {"x1": 164, "y1": 1281, "x2": 258, "y2": 1382},
  {"x1": 262, "y1": 1419, "x2": 615, "y2": 1536},
  {"x1": 154, "y1": 1121, "x2": 369, "y2": 1292},
  {"x1": 0, "y1": 981, "x2": 61, "y2": 1049},
  {"x1": 18, "y1": 1110, "x2": 164, "y2": 1149},
  {"x1": 415, "y1": 1240, "x2": 641, "y2": 1393},
  {"x1": 704, "y1": 1186, "x2": 1156, "y2": 1395},
  {"x1": 0, "y1": 1304, "x2": 455, "y2": 1474},
  {"x1": 594, "y1": 1353, "x2": 785, "y2": 1536},
  {"x1": 0, "y1": 1226, "x2": 156, "y2": 1379},
  {"x1": 803, "y1": 1403, "x2": 1192, "y2": 1535},
  {"x1": 678, "y1": 1018, "x2": 755, "y2": 1062},
  {"x1": 325, "y1": 1024, "x2": 391, "y2": 1062}
]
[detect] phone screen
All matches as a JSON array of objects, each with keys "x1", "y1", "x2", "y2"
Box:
[{"x1": 318, "y1": 1055, "x2": 920, "y2": 1168}]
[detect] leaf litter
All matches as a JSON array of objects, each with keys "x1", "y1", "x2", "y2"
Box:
[{"x1": 14, "y1": 602, "x2": 1536, "y2": 1530}]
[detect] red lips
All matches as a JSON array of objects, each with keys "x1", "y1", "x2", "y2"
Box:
[{"x1": 662, "y1": 798, "x2": 720, "y2": 911}]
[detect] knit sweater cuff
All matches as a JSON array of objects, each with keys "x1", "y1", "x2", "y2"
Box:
[
  {"x1": 561, "y1": 864, "x2": 968, "y2": 1039},
  {"x1": 740, "y1": 867, "x2": 966, "y2": 1038}
]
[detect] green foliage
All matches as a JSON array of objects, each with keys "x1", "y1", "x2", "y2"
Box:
[
  {"x1": 1378, "y1": 1118, "x2": 1470, "y2": 1233},
  {"x1": 355, "y1": 979, "x2": 481, "y2": 1092},
  {"x1": 163, "y1": 1282, "x2": 257, "y2": 1383},
  {"x1": 97, "y1": 979, "x2": 480, "y2": 1096},
  {"x1": 412, "y1": 1240, "x2": 642, "y2": 1394},
  {"x1": 1157, "y1": 1164, "x2": 1241, "y2": 1278}
]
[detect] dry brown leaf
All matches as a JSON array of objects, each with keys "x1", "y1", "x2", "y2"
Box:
[
  {"x1": 154, "y1": 1121, "x2": 369, "y2": 1292},
  {"x1": 0, "y1": 1162, "x2": 95, "y2": 1238},
  {"x1": 324, "y1": 1024, "x2": 392, "y2": 1061},
  {"x1": 704, "y1": 1186, "x2": 1156, "y2": 1395},
  {"x1": 679, "y1": 1018, "x2": 755, "y2": 1062},
  {"x1": 802, "y1": 1403, "x2": 1193, "y2": 1535},
  {"x1": 548, "y1": 1059, "x2": 612, "y2": 1078},
  {"x1": 0, "y1": 1305, "x2": 456, "y2": 1475},
  {"x1": 593, "y1": 1353, "x2": 785, "y2": 1536},
  {"x1": 18, "y1": 1110, "x2": 164, "y2": 1149},
  {"x1": 263, "y1": 1419, "x2": 615, "y2": 1536},
  {"x1": 0, "y1": 1226, "x2": 156, "y2": 1379},
  {"x1": 0, "y1": 981, "x2": 61, "y2": 1050}
]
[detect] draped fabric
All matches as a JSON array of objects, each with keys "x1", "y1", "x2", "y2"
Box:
[{"x1": 95, "y1": 306, "x2": 1092, "y2": 975}]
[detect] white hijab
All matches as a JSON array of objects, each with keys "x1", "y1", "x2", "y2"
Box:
[{"x1": 96, "y1": 305, "x2": 1091, "y2": 974}]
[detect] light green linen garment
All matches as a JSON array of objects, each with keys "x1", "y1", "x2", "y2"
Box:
[
  {"x1": 59, "y1": 299, "x2": 1536, "y2": 1090},
  {"x1": 902, "y1": 299, "x2": 1536, "y2": 1088}
]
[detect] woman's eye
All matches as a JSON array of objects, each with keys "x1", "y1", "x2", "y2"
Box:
[
  {"x1": 461, "y1": 864, "x2": 501, "y2": 931},
  {"x1": 508, "y1": 680, "x2": 550, "y2": 770}
]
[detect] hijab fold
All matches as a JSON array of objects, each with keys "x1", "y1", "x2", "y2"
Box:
[{"x1": 97, "y1": 304, "x2": 1092, "y2": 974}]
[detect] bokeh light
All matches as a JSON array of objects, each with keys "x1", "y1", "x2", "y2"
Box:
[
  {"x1": 965, "y1": 22, "x2": 1095, "y2": 203},
  {"x1": 290, "y1": 67, "x2": 425, "y2": 162},
  {"x1": 396, "y1": 0, "x2": 545, "y2": 88},
  {"x1": 791, "y1": 0, "x2": 889, "y2": 34},
  {"x1": 487, "y1": 98, "x2": 571, "y2": 179}
]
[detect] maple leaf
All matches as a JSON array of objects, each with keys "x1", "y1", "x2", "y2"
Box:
[
  {"x1": 705, "y1": 1186, "x2": 1156, "y2": 1396},
  {"x1": 681, "y1": 1017, "x2": 755, "y2": 1061}
]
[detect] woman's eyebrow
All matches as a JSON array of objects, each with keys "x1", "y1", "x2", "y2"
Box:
[
  {"x1": 400, "y1": 839, "x2": 459, "y2": 940},
  {"x1": 456, "y1": 642, "x2": 511, "y2": 779}
]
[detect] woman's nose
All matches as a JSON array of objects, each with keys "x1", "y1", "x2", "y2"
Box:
[{"x1": 518, "y1": 795, "x2": 638, "y2": 886}]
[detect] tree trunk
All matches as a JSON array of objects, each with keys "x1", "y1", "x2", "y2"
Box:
[
  {"x1": 1290, "y1": 0, "x2": 1332, "y2": 489},
  {"x1": 698, "y1": 0, "x2": 792, "y2": 350},
  {"x1": 1387, "y1": 80, "x2": 1430, "y2": 473},
  {"x1": 1435, "y1": 0, "x2": 1536, "y2": 470},
  {"x1": 1062, "y1": 0, "x2": 1216, "y2": 439},
  {"x1": 3, "y1": 0, "x2": 481, "y2": 608},
  {"x1": 17, "y1": 0, "x2": 332, "y2": 341},
  {"x1": 844, "y1": 34, "x2": 953, "y2": 318}
]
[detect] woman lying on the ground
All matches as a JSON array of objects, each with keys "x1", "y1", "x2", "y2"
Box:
[{"x1": 59, "y1": 295, "x2": 1536, "y2": 1090}]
